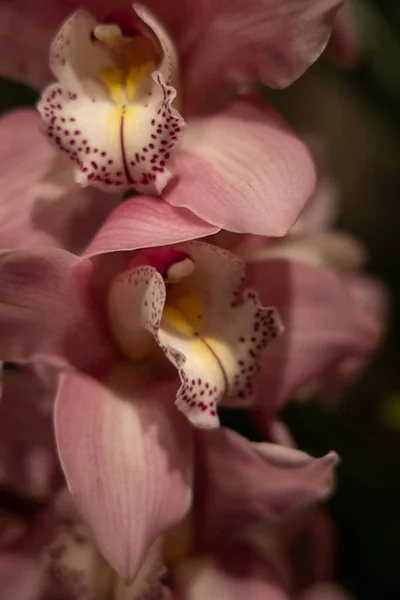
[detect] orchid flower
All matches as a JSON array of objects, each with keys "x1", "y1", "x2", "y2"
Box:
[
  {"x1": 0, "y1": 0, "x2": 345, "y2": 235},
  {"x1": 0, "y1": 200, "x2": 292, "y2": 577}
]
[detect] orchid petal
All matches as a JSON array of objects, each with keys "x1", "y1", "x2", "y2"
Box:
[
  {"x1": 0, "y1": 368, "x2": 60, "y2": 499},
  {"x1": 246, "y1": 259, "x2": 381, "y2": 409},
  {"x1": 38, "y1": 7, "x2": 185, "y2": 194},
  {"x1": 164, "y1": 0, "x2": 345, "y2": 110},
  {"x1": 55, "y1": 366, "x2": 193, "y2": 582},
  {"x1": 84, "y1": 196, "x2": 219, "y2": 257},
  {"x1": 159, "y1": 242, "x2": 282, "y2": 427},
  {"x1": 166, "y1": 99, "x2": 315, "y2": 236},
  {"x1": 195, "y1": 427, "x2": 338, "y2": 542},
  {"x1": 0, "y1": 109, "x2": 118, "y2": 252},
  {"x1": 0, "y1": 249, "x2": 113, "y2": 370}
]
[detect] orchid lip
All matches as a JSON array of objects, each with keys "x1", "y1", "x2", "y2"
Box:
[
  {"x1": 38, "y1": 7, "x2": 185, "y2": 194},
  {"x1": 108, "y1": 243, "x2": 283, "y2": 429}
]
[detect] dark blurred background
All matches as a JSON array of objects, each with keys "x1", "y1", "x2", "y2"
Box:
[{"x1": 1, "y1": 1, "x2": 399, "y2": 598}]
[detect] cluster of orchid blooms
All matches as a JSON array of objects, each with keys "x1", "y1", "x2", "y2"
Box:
[{"x1": 0, "y1": 1, "x2": 388, "y2": 599}]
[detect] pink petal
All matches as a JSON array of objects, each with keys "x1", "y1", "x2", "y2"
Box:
[
  {"x1": 0, "y1": 249, "x2": 113, "y2": 369},
  {"x1": 175, "y1": 557, "x2": 290, "y2": 600},
  {"x1": 166, "y1": 99, "x2": 315, "y2": 236},
  {"x1": 0, "y1": 368, "x2": 61, "y2": 499},
  {"x1": 0, "y1": 109, "x2": 119, "y2": 252},
  {"x1": 195, "y1": 427, "x2": 338, "y2": 543},
  {"x1": 313, "y1": 274, "x2": 389, "y2": 401},
  {"x1": 84, "y1": 196, "x2": 218, "y2": 257},
  {"x1": 55, "y1": 367, "x2": 193, "y2": 582},
  {"x1": 157, "y1": 0, "x2": 345, "y2": 109},
  {"x1": 247, "y1": 259, "x2": 378, "y2": 409}
]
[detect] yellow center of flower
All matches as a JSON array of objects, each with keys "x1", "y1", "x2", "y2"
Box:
[
  {"x1": 162, "y1": 287, "x2": 204, "y2": 336},
  {"x1": 94, "y1": 23, "x2": 160, "y2": 104}
]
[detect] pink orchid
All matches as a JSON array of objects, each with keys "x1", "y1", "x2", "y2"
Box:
[
  {"x1": 0, "y1": 0, "x2": 345, "y2": 235},
  {"x1": 0, "y1": 200, "x2": 345, "y2": 581},
  {"x1": 0, "y1": 221, "x2": 278, "y2": 577}
]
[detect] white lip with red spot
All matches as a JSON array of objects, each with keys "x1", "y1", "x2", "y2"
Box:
[
  {"x1": 38, "y1": 4, "x2": 185, "y2": 195},
  {"x1": 107, "y1": 242, "x2": 283, "y2": 429}
]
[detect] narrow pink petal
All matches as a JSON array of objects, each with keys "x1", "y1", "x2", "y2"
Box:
[
  {"x1": 0, "y1": 109, "x2": 119, "y2": 252},
  {"x1": 0, "y1": 368, "x2": 61, "y2": 499},
  {"x1": 247, "y1": 259, "x2": 378, "y2": 409},
  {"x1": 55, "y1": 367, "x2": 193, "y2": 582},
  {"x1": 195, "y1": 427, "x2": 338, "y2": 542},
  {"x1": 84, "y1": 196, "x2": 219, "y2": 256},
  {"x1": 175, "y1": 557, "x2": 290, "y2": 600},
  {"x1": 0, "y1": 249, "x2": 113, "y2": 369},
  {"x1": 166, "y1": 99, "x2": 315, "y2": 236}
]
